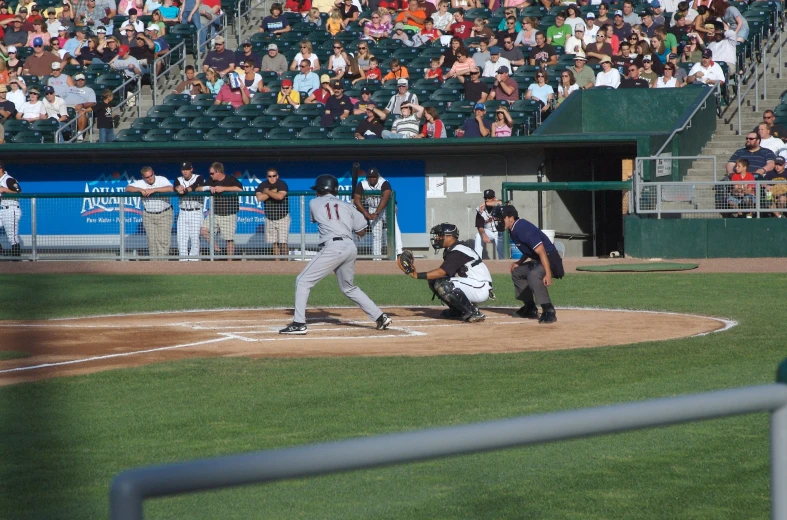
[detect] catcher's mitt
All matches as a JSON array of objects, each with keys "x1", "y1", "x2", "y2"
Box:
[{"x1": 397, "y1": 249, "x2": 417, "y2": 277}]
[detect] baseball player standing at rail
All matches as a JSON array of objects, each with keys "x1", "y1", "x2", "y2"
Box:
[
  {"x1": 474, "y1": 189, "x2": 503, "y2": 259},
  {"x1": 173, "y1": 162, "x2": 205, "y2": 261},
  {"x1": 0, "y1": 161, "x2": 22, "y2": 257},
  {"x1": 280, "y1": 174, "x2": 393, "y2": 335},
  {"x1": 491, "y1": 205, "x2": 564, "y2": 323},
  {"x1": 397, "y1": 223, "x2": 491, "y2": 322},
  {"x1": 352, "y1": 167, "x2": 403, "y2": 259},
  {"x1": 126, "y1": 166, "x2": 174, "y2": 260}
]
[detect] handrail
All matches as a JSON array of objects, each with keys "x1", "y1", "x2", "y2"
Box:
[
  {"x1": 56, "y1": 75, "x2": 141, "y2": 144},
  {"x1": 152, "y1": 41, "x2": 187, "y2": 106},
  {"x1": 196, "y1": 11, "x2": 228, "y2": 65},
  {"x1": 653, "y1": 84, "x2": 719, "y2": 157},
  {"x1": 109, "y1": 375, "x2": 787, "y2": 520},
  {"x1": 235, "y1": 0, "x2": 268, "y2": 47}
]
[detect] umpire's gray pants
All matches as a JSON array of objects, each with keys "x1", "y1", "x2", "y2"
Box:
[
  {"x1": 293, "y1": 239, "x2": 382, "y2": 324},
  {"x1": 512, "y1": 261, "x2": 552, "y2": 305}
]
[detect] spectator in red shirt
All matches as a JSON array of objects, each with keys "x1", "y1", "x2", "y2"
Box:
[
  {"x1": 284, "y1": 0, "x2": 311, "y2": 15},
  {"x1": 448, "y1": 8, "x2": 473, "y2": 39},
  {"x1": 306, "y1": 73, "x2": 332, "y2": 103},
  {"x1": 214, "y1": 73, "x2": 250, "y2": 108},
  {"x1": 424, "y1": 56, "x2": 444, "y2": 81},
  {"x1": 728, "y1": 158, "x2": 757, "y2": 217}
]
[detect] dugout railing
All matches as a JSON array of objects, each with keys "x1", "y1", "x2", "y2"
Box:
[
  {"x1": 0, "y1": 190, "x2": 396, "y2": 262},
  {"x1": 109, "y1": 359, "x2": 787, "y2": 520}
]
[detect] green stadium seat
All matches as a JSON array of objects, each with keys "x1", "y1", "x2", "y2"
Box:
[
  {"x1": 294, "y1": 103, "x2": 325, "y2": 116},
  {"x1": 281, "y1": 115, "x2": 312, "y2": 129},
  {"x1": 173, "y1": 128, "x2": 206, "y2": 141},
  {"x1": 143, "y1": 128, "x2": 175, "y2": 142},
  {"x1": 264, "y1": 104, "x2": 294, "y2": 116},
  {"x1": 162, "y1": 93, "x2": 192, "y2": 106},
  {"x1": 266, "y1": 127, "x2": 298, "y2": 140},
  {"x1": 447, "y1": 99, "x2": 474, "y2": 113},
  {"x1": 328, "y1": 126, "x2": 357, "y2": 139},
  {"x1": 159, "y1": 116, "x2": 192, "y2": 130},
  {"x1": 190, "y1": 116, "x2": 223, "y2": 129},
  {"x1": 174, "y1": 105, "x2": 205, "y2": 118},
  {"x1": 297, "y1": 126, "x2": 328, "y2": 139},
  {"x1": 205, "y1": 104, "x2": 235, "y2": 116},
  {"x1": 31, "y1": 119, "x2": 60, "y2": 142},
  {"x1": 192, "y1": 96, "x2": 217, "y2": 110},
  {"x1": 234, "y1": 104, "x2": 268, "y2": 117},
  {"x1": 430, "y1": 88, "x2": 462, "y2": 102},
  {"x1": 249, "y1": 115, "x2": 283, "y2": 129},
  {"x1": 114, "y1": 128, "x2": 146, "y2": 142},
  {"x1": 218, "y1": 115, "x2": 253, "y2": 129},
  {"x1": 3, "y1": 119, "x2": 29, "y2": 136},
  {"x1": 147, "y1": 105, "x2": 178, "y2": 117},
  {"x1": 204, "y1": 127, "x2": 236, "y2": 140},
  {"x1": 235, "y1": 127, "x2": 268, "y2": 140},
  {"x1": 10, "y1": 130, "x2": 44, "y2": 143},
  {"x1": 131, "y1": 116, "x2": 166, "y2": 130},
  {"x1": 252, "y1": 91, "x2": 279, "y2": 105},
  {"x1": 87, "y1": 62, "x2": 111, "y2": 74}
]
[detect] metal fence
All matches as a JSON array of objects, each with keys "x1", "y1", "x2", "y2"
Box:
[
  {"x1": 0, "y1": 191, "x2": 396, "y2": 261},
  {"x1": 109, "y1": 361, "x2": 787, "y2": 520},
  {"x1": 635, "y1": 180, "x2": 787, "y2": 218}
]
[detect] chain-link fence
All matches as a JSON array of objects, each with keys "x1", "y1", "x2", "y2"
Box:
[
  {"x1": 635, "y1": 180, "x2": 787, "y2": 219},
  {"x1": 0, "y1": 191, "x2": 395, "y2": 261}
]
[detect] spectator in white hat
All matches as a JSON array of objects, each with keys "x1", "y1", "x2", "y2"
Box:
[
  {"x1": 385, "y1": 77, "x2": 418, "y2": 117},
  {"x1": 261, "y1": 42, "x2": 287, "y2": 75},
  {"x1": 564, "y1": 24, "x2": 585, "y2": 54},
  {"x1": 7, "y1": 77, "x2": 27, "y2": 112},
  {"x1": 47, "y1": 61, "x2": 74, "y2": 95},
  {"x1": 583, "y1": 13, "x2": 599, "y2": 45}
]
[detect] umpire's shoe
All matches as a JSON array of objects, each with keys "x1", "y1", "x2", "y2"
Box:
[
  {"x1": 512, "y1": 302, "x2": 539, "y2": 319},
  {"x1": 538, "y1": 304, "x2": 557, "y2": 324},
  {"x1": 280, "y1": 322, "x2": 307, "y2": 335},
  {"x1": 376, "y1": 313, "x2": 392, "y2": 330}
]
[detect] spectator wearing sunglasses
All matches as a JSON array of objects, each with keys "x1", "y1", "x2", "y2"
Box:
[
  {"x1": 235, "y1": 39, "x2": 262, "y2": 72},
  {"x1": 292, "y1": 58, "x2": 320, "y2": 95}
]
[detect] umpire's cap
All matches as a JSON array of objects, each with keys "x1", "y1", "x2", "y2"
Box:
[
  {"x1": 311, "y1": 174, "x2": 339, "y2": 195},
  {"x1": 500, "y1": 205, "x2": 518, "y2": 219}
]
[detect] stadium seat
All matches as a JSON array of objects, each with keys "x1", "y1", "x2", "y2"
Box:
[
  {"x1": 3, "y1": 119, "x2": 29, "y2": 137},
  {"x1": 252, "y1": 91, "x2": 279, "y2": 105},
  {"x1": 235, "y1": 127, "x2": 268, "y2": 140},
  {"x1": 142, "y1": 128, "x2": 175, "y2": 142},
  {"x1": 204, "y1": 127, "x2": 236, "y2": 141},
  {"x1": 162, "y1": 93, "x2": 192, "y2": 106},
  {"x1": 147, "y1": 105, "x2": 178, "y2": 117},
  {"x1": 295, "y1": 103, "x2": 326, "y2": 116},
  {"x1": 10, "y1": 130, "x2": 44, "y2": 143},
  {"x1": 235, "y1": 104, "x2": 268, "y2": 117},
  {"x1": 218, "y1": 115, "x2": 253, "y2": 129},
  {"x1": 281, "y1": 115, "x2": 312, "y2": 129},
  {"x1": 430, "y1": 88, "x2": 462, "y2": 102},
  {"x1": 206, "y1": 104, "x2": 235, "y2": 116},
  {"x1": 174, "y1": 105, "x2": 205, "y2": 118},
  {"x1": 297, "y1": 126, "x2": 328, "y2": 139},
  {"x1": 328, "y1": 126, "x2": 357, "y2": 139},
  {"x1": 31, "y1": 119, "x2": 60, "y2": 142},
  {"x1": 190, "y1": 116, "x2": 224, "y2": 129},
  {"x1": 192, "y1": 96, "x2": 217, "y2": 110},
  {"x1": 249, "y1": 115, "x2": 283, "y2": 129},
  {"x1": 266, "y1": 127, "x2": 297, "y2": 140},
  {"x1": 264, "y1": 104, "x2": 294, "y2": 116},
  {"x1": 172, "y1": 128, "x2": 206, "y2": 141},
  {"x1": 447, "y1": 99, "x2": 475, "y2": 113},
  {"x1": 114, "y1": 129, "x2": 146, "y2": 142},
  {"x1": 159, "y1": 116, "x2": 192, "y2": 130}
]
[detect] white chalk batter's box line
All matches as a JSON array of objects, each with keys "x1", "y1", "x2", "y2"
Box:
[{"x1": 0, "y1": 307, "x2": 737, "y2": 375}]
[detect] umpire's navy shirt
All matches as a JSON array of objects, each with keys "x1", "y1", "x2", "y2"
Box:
[{"x1": 510, "y1": 218, "x2": 556, "y2": 261}]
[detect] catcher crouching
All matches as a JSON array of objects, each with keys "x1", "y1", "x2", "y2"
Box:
[{"x1": 398, "y1": 223, "x2": 493, "y2": 322}]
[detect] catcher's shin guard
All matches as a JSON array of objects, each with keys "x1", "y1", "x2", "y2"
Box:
[{"x1": 434, "y1": 279, "x2": 476, "y2": 318}]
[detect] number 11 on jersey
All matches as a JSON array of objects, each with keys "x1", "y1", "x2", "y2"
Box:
[{"x1": 325, "y1": 203, "x2": 340, "y2": 220}]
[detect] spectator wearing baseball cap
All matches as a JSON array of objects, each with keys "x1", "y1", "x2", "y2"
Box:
[
  {"x1": 611, "y1": 9, "x2": 633, "y2": 41},
  {"x1": 21, "y1": 34, "x2": 59, "y2": 76},
  {"x1": 292, "y1": 58, "x2": 319, "y2": 96},
  {"x1": 46, "y1": 61, "x2": 73, "y2": 96},
  {"x1": 202, "y1": 35, "x2": 235, "y2": 77},
  {"x1": 483, "y1": 44, "x2": 510, "y2": 77},
  {"x1": 109, "y1": 43, "x2": 143, "y2": 79},
  {"x1": 261, "y1": 42, "x2": 288, "y2": 75},
  {"x1": 277, "y1": 78, "x2": 301, "y2": 107},
  {"x1": 457, "y1": 102, "x2": 490, "y2": 138},
  {"x1": 214, "y1": 71, "x2": 251, "y2": 109},
  {"x1": 61, "y1": 71, "x2": 96, "y2": 141},
  {"x1": 354, "y1": 101, "x2": 384, "y2": 139},
  {"x1": 321, "y1": 79, "x2": 352, "y2": 127},
  {"x1": 6, "y1": 76, "x2": 26, "y2": 112},
  {"x1": 352, "y1": 87, "x2": 374, "y2": 115},
  {"x1": 15, "y1": 85, "x2": 46, "y2": 123},
  {"x1": 4, "y1": 16, "x2": 28, "y2": 47},
  {"x1": 384, "y1": 76, "x2": 418, "y2": 117},
  {"x1": 687, "y1": 47, "x2": 726, "y2": 86},
  {"x1": 235, "y1": 39, "x2": 262, "y2": 72},
  {"x1": 41, "y1": 84, "x2": 70, "y2": 141},
  {"x1": 488, "y1": 64, "x2": 518, "y2": 103}
]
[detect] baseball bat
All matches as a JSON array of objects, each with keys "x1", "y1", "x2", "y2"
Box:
[{"x1": 351, "y1": 162, "x2": 360, "y2": 196}]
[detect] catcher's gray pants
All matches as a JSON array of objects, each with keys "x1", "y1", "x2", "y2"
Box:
[
  {"x1": 293, "y1": 238, "x2": 382, "y2": 324},
  {"x1": 143, "y1": 208, "x2": 173, "y2": 260},
  {"x1": 512, "y1": 261, "x2": 552, "y2": 306}
]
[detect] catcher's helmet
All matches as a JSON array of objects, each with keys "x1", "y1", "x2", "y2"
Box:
[
  {"x1": 430, "y1": 223, "x2": 459, "y2": 251},
  {"x1": 311, "y1": 174, "x2": 339, "y2": 195}
]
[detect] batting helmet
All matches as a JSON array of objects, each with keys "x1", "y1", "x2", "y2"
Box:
[
  {"x1": 311, "y1": 174, "x2": 339, "y2": 195},
  {"x1": 430, "y1": 223, "x2": 459, "y2": 251}
]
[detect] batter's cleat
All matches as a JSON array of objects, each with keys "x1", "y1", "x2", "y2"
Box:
[
  {"x1": 511, "y1": 303, "x2": 539, "y2": 319},
  {"x1": 376, "y1": 313, "x2": 392, "y2": 330},
  {"x1": 438, "y1": 308, "x2": 464, "y2": 320},
  {"x1": 538, "y1": 310, "x2": 557, "y2": 324},
  {"x1": 464, "y1": 309, "x2": 486, "y2": 323},
  {"x1": 279, "y1": 322, "x2": 307, "y2": 335}
]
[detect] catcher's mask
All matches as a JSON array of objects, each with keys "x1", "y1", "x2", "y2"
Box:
[
  {"x1": 311, "y1": 174, "x2": 339, "y2": 195},
  {"x1": 490, "y1": 206, "x2": 506, "y2": 233},
  {"x1": 430, "y1": 223, "x2": 459, "y2": 251}
]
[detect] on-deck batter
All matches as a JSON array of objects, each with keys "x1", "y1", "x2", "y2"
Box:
[
  {"x1": 279, "y1": 174, "x2": 392, "y2": 335},
  {"x1": 0, "y1": 161, "x2": 22, "y2": 257}
]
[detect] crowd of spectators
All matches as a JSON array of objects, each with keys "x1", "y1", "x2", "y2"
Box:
[{"x1": 0, "y1": 0, "x2": 773, "y2": 143}]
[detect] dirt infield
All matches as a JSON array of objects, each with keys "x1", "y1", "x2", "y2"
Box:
[{"x1": 0, "y1": 307, "x2": 731, "y2": 387}]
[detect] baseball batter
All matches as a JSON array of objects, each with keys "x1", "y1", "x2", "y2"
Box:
[
  {"x1": 173, "y1": 162, "x2": 205, "y2": 261},
  {"x1": 0, "y1": 162, "x2": 22, "y2": 257},
  {"x1": 352, "y1": 167, "x2": 402, "y2": 259},
  {"x1": 280, "y1": 174, "x2": 392, "y2": 335},
  {"x1": 474, "y1": 189, "x2": 502, "y2": 259},
  {"x1": 399, "y1": 223, "x2": 491, "y2": 322}
]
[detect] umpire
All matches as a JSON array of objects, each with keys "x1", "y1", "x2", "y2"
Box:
[{"x1": 493, "y1": 205, "x2": 564, "y2": 323}]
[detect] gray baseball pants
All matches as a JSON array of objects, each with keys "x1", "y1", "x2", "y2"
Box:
[
  {"x1": 512, "y1": 261, "x2": 552, "y2": 305},
  {"x1": 293, "y1": 239, "x2": 382, "y2": 324}
]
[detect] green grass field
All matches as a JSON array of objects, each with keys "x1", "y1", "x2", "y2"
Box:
[{"x1": 0, "y1": 273, "x2": 783, "y2": 519}]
